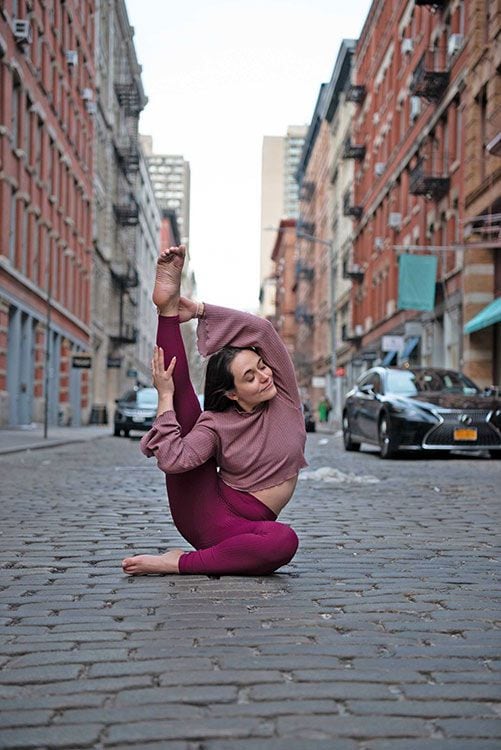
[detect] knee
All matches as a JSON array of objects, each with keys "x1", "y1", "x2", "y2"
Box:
[
  {"x1": 282, "y1": 525, "x2": 299, "y2": 563},
  {"x1": 271, "y1": 524, "x2": 299, "y2": 568}
]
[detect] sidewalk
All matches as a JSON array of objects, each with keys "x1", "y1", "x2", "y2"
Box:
[{"x1": 0, "y1": 423, "x2": 111, "y2": 455}]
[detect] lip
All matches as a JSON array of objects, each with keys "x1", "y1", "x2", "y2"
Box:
[{"x1": 261, "y1": 380, "x2": 274, "y2": 392}]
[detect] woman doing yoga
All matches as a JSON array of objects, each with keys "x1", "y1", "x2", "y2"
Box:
[{"x1": 122, "y1": 245, "x2": 307, "y2": 576}]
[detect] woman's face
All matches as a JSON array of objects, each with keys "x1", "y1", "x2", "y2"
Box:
[{"x1": 227, "y1": 350, "x2": 277, "y2": 412}]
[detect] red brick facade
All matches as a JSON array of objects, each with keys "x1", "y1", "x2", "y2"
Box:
[
  {"x1": 0, "y1": 0, "x2": 95, "y2": 424},
  {"x1": 462, "y1": 0, "x2": 501, "y2": 386},
  {"x1": 350, "y1": 0, "x2": 468, "y2": 370},
  {"x1": 270, "y1": 219, "x2": 297, "y2": 356}
]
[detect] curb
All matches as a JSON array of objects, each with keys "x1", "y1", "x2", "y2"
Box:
[{"x1": 0, "y1": 432, "x2": 110, "y2": 456}]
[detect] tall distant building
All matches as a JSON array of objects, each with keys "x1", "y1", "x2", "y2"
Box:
[
  {"x1": 260, "y1": 125, "x2": 307, "y2": 317},
  {"x1": 283, "y1": 126, "x2": 307, "y2": 219},
  {"x1": 141, "y1": 139, "x2": 190, "y2": 247},
  {"x1": 140, "y1": 136, "x2": 203, "y2": 392}
]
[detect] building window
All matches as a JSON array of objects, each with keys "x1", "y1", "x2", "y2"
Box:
[
  {"x1": 11, "y1": 77, "x2": 21, "y2": 149},
  {"x1": 478, "y1": 85, "x2": 488, "y2": 181},
  {"x1": 9, "y1": 191, "x2": 17, "y2": 262},
  {"x1": 24, "y1": 96, "x2": 32, "y2": 155},
  {"x1": 483, "y1": 0, "x2": 489, "y2": 43},
  {"x1": 20, "y1": 203, "x2": 28, "y2": 275},
  {"x1": 32, "y1": 218, "x2": 40, "y2": 286}
]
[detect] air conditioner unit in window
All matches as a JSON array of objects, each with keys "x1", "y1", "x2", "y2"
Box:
[
  {"x1": 448, "y1": 34, "x2": 464, "y2": 57},
  {"x1": 375, "y1": 162, "x2": 386, "y2": 176},
  {"x1": 374, "y1": 237, "x2": 384, "y2": 251},
  {"x1": 354, "y1": 324, "x2": 364, "y2": 337},
  {"x1": 410, "y1": 96, "x2": 421, "y2": 120},
  {"x1": 13, "y1": 19, "x2": 32, "y2": 45},
  {"x1": 388, "y1": 212, "x2": 402, "y2": 229},
  {"x1": 66, "y1": 50, "x2": 78, "y2": 66},
  {"x1": 85, "y1": 101, "x2": 97, "y2": 115},
  {"x1": 401, "y1": 38, "x2": 413, "y2": 54},
  {"x1": 81, "y1": 88, "x2": 93, "y2": 101}
]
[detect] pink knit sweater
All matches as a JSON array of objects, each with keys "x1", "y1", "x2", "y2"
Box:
[{"x1": 140, "y1": 304, "x2": 308, "y2": 492}]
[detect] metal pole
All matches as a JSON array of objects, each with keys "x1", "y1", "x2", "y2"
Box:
[
  {"x1": 43, "y1": 239, "x2": 52, "y2": 439},
  {"x1": 329, "y1": 247, "x2": 337, "y2": 423}
]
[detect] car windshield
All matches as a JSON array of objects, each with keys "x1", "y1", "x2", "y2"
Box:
[
  {"x1": 136, "y1": 389, "x2": 158, "y2": 407},
  {"x1": 386, "y1": 369, "x2": 481, "y2": 396}
]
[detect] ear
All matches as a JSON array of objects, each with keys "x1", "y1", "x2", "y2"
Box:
[{"x1": 226, "y1": 390, "x2": 238, "y2": 402}]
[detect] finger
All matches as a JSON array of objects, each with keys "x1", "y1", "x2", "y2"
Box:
[{"x1": 166, "y1": 356, "x2": 176, "y2": 375}]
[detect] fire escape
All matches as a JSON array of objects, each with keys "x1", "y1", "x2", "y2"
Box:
[
  {"x1": 343, "y1": 190, "x2": 363, "y2": 220},
  {"x1": 342, "y1": 137, "x2": 366, "y2": 161},
  {"x1": 414, "y1": 0, "x2": 447, "y2": 6},
  {"x1": 346, "y1": 84, "x2": 367, "y2": 105},
  {"x1": 409, "y1": 140, "x2": 450, "y2": 201},
  {"x1": 410, "y1": 49, "x2": 449, "y2": 102},
  {"x1": 111, "y1": 76, "x2": 142, "y2": 347}
]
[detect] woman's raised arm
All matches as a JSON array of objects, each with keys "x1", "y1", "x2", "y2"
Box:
[{"x1": 197, "y1": 304, "x2": 301, "y2": 409}]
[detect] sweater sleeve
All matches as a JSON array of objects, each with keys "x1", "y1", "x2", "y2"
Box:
[
  {"x1": 197, "y1": 303, "x2": 301, "y2": 409},
  {"x1": 139, "y1": 410, "x2": 218, "y2": 474}
]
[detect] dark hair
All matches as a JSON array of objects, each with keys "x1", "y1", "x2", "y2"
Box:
[{"x1": 204, "y1": 346, "x2": 257, "y2": 412}]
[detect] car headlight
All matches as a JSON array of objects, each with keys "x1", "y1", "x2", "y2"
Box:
[{"x1": 391, "y1": 405, "x2": 439, "y2": 422}]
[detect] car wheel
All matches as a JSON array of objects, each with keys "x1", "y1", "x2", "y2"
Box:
[
  {"x1": 123, "y1": 429, "x2": 130, "y2": 438},
  {"x1": 379, "y1": 414, "x2": 397, "y2": 459},
  {"x1": 113, "y1": 426, "x2": 121, "y2": 437},
  {"x1": 342, "y1": 413, "x2": 360, "y2": 452}
]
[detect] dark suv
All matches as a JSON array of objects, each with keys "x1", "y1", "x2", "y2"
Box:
[{"x1": 113, "y1": 387, "x2": 158, "y2": 437}]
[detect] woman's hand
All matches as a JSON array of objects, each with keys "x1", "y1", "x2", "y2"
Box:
[{"x1": 152, "y1": 346, "x2": 176, "y2": 399}]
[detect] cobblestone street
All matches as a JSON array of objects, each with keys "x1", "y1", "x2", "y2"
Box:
[{"x1": 1, "y1": 432, "x2": 500, "y2": 749}]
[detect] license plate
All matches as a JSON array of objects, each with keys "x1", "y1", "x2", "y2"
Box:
[
  {"x1": 454, "y1": 428, "x2": 477, "y2": 441},
  {"x1": 132, "y1": 416, "x2": 144, "y2": 423}
]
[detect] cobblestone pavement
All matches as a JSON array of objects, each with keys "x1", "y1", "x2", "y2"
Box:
[{"x1": 0, "y1": 432, "x2": 500, "y2": 749}]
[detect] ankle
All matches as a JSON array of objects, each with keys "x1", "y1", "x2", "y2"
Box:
[{"x1": 157, "y1": 305, "x2": 178, "y2": 317}]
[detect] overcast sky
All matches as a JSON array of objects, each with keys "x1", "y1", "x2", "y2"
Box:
[{"x1": 126, "y1": 0, "x2": 372, "y2": 311}]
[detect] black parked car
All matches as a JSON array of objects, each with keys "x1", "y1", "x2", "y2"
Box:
[
  {"x1": 113, "y1": 387, "x2": 158, "y2": 437},
  {"x1": 342, "y1": 367, "x2": 501, "y2": 459}
]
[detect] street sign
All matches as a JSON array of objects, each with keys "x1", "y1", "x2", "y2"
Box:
[
  {"x1": 107, "y1": 357, "x2": 122, "y2": 369},
  {"x1": 312, "y1": 376, "x2": 326, "y2": 388},
  {"x1": 382, "y1": 335, "x2": 404, "y2": 353},
  {"x1": 72, "y1": 354, "x2": 92, "y2": 369},
  {"x1": 127, "y1": 369, "x2": 138, "y2": 378},
  {"x1": 335, "y1": 367, "x2": 346, "y2": 377}
]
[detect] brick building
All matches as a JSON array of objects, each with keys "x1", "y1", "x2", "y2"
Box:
[
  {"x1": 89, "y1": 0, "x2": 150, "y2": 424},
  {"x1": 270, "y1": 218, "x2": 297, "y2": 356},
  {"x1": 295, "y1": 85, "x2": 332, "y2": 406},
  {"x1": 462, "y1": 0, "x2": 501, "y2": 386},
  {"x1": 350, "y1": 0, "x2": 469, "y2": 374},
  {"x1": 0, "y1": 0, "x2": 95, "y2": 426},
  {"x1": 322, "y1": 39, "x2": 358, "y2": 416}
]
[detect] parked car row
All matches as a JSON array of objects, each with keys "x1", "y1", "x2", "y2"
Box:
[
  {"x1": 342, "y1": 366, "x2": 501, "y2": 459},
  {"x1": 112, "y1": 367, "x2": 501, "y2": 461}
]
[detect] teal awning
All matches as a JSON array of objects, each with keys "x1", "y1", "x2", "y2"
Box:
[{"x1": 464, "y1": 297, "x2": 501, "y2": 334}]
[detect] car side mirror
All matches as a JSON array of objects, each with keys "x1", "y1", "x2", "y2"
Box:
[{"x1": 359, "y1": 383, "x2": 375, "y2": 395}]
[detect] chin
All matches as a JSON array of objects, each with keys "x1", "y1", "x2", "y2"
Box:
[{"x1": 262, "y1": 384, "x2": 277, "y2": 401}]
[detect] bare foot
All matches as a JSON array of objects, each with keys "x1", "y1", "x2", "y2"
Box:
[
  {"x1": 122, "y1": 548, "x2": 185, "y2": 575},
  {"x1": 152, "y1": 245, "x2": 186, "y2": 315}
]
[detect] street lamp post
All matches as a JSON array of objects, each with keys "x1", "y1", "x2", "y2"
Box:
[{"x1": 43, "y1": 238, "x2": 53, "y2": 439}]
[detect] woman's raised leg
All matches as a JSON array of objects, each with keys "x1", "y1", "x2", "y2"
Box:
[{"x1": 122, "y1": 247, "x2": 215, "y2": 575}]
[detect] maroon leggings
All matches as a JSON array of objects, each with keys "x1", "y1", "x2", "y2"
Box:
[{"x1": 157, "y1": 315, "x2": 299, "y2": 576}]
